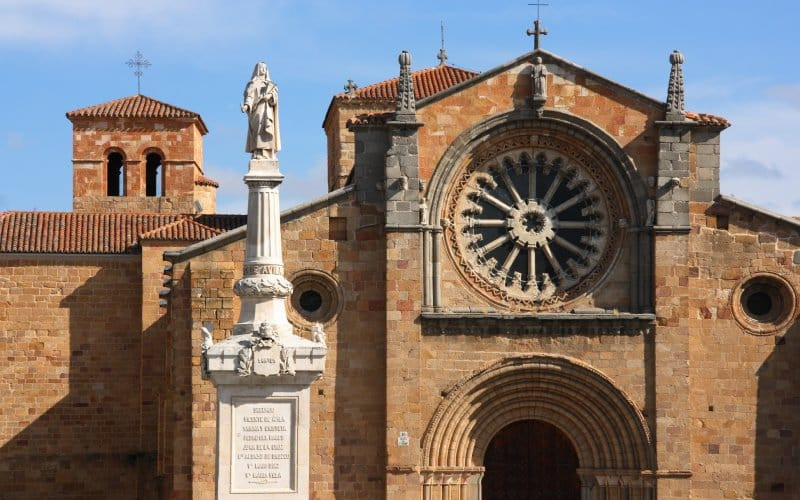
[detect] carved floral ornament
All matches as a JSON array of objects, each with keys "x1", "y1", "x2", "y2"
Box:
[{"x1": 444, "y1": 133, "x2": 625, "y2": 309}]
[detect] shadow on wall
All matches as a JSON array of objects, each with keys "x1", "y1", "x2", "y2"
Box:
[
  {"x1": 0, "y1": 263, "x2": 158, "y2": 499},
  {"x1": 755, "y1": 320, "x2": 800, "y2": 499},
  {"x1": 330, "y1": 217, "x2": 388, "y2": 498}
]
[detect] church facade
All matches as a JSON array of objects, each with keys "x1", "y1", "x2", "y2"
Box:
[{"x1": 1, "y1": 43, "x2": 799, "y2": 500}]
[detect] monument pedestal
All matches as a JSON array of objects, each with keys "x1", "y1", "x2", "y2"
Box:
[{"x1": 206, "y1": 332, "x2": 325, "y2": 499}]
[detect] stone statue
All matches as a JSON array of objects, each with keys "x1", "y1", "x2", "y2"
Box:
[
  {"x1": 311, "y1": 323, "x2": 326, "y2": 346},
  {"x1": 241, "y1": 61, "x2": 281, "y2": 160},
  {"x1": 531, "y1": 56, "x2": 548, "y2": 99}
]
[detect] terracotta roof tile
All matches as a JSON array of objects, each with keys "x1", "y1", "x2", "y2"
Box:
[
  {"x1": 338, "y1": 65, "x2": 478, "y2": 101},
  {"x1": 0, "y1": 212, "x2": 246, "y2": 254},
  {"x1": 194, "y1": 214, "x2": 248, "y2": 232},
  {"x1": 66, "y1": 94, "x2": 208, "y2": 133},
  {"x1": 139, "y1": 218, "x2": 223, "y2": 241},
  {"x1": 686, "y1": 111, "x2": 730, "y2": 128},
  {"x1": 195, "y1": 175, "x2": 220, "y2": 188}
]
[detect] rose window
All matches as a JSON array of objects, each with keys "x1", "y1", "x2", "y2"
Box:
[{"x1": 447, "y1": 144, "x2": 620, "y2": 307}]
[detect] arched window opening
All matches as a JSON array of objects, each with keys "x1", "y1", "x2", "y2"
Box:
[
  {"x1": 106, "y1": 152, "x2": 125, "y2": 196},
  {"x1": 146, "y1": 153, "x2": 163, "y2": 197}
]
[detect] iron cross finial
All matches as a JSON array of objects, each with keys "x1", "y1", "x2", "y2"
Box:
[
  {"x1": 126, "y1": 50, "x2": 151, "y2": 95},
  {"x1": 344, "y1": 79, "x2": 358, "y2": 96},
  {"x1": 526, "y1": 2, "x2": 549, "y2": 50},
  {"x1": 437, "y1": 21, "x2": 449, "y2": 66}
]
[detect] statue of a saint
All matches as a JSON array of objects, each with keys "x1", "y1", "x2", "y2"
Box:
[
  {"x1": 241, "y1": 61, "x2": 281, "y2": 160},
  {"x1": 531, "y1": 57, "x2": 548, "y2": 99}
]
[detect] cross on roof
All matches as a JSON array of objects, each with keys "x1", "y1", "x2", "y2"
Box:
[
  {"x1": 437, "y1": 21, "x2": 449, "y2": 66},
  {"x1": 126, "y1": 50, "x2": 151, "y2": 95},
  {"x1": 344, "y1": 79, "x2": 358, "y2": 95},
  {"x1": 526, "y1": 2, "x2": 549, "y2": 50}
]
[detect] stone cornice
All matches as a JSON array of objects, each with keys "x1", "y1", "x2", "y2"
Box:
[{"x1": 421, "y1": 311, "x2": 655, "y2": 336}]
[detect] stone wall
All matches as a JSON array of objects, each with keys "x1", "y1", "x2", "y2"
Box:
[
  {"x1": 687, "y1": 203, "x2": 800, "y2": 499},
  {"x1": 0, "y1": 256, "x2": 150, "y2": 498},
  {"x1": 324, "y1": 100, "x2": 393, "y2": 191}
]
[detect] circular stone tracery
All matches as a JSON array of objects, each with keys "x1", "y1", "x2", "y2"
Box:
[{"x1": 446, "y1": 136, "x2": 622, "y2": 308}]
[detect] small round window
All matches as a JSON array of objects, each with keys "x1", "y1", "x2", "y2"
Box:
[
  {"x1": 732, "y1": 273, "x2": 796, "y2": 334},
  {"x1": 289, "y1": 270, "x2": 342, "y2": 325}
]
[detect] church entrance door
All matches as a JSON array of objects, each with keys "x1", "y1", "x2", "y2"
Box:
[{"x1": 482, "y1": 419, "x2": 581, "y2": 500}]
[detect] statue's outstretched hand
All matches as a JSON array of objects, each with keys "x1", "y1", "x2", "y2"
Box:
[{"x1": 240, "y1": 103, "x2": 249, "y2": 113}]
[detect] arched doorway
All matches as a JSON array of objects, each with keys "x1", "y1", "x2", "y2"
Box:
[
  {"x1": 421, "y1": 356, "x2": 655, "y2": 500},
  {"x1": 483, "y1": 420, "x2": 580, "y2": 500}
]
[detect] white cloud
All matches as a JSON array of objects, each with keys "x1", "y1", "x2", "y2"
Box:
[
  {"x1": 719, "y1": 99, "x2": 800, "y2": 214},
  {"x1": 0, "y1": 0, "x2": 284, "y2": 46}
]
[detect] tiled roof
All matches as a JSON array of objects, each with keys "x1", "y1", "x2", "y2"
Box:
[
  {"x1": 0, "y1": 212, "x2": 246, "y2": 254},
  {"x1": 139, "y1": 218, "x2": 222, "y2": 241},
  {"x1": 195, "y1": 175, "x2": 220, "y2": 188},
  {"x1": 686, "y1": 112, "x2": 730, "y2": 128},
  {"x1": 338, "y1": 65, "x2": 479, "y2": 101},
  {"x1": 66, "y1": 95, "x2": 208, "y2": 133}
]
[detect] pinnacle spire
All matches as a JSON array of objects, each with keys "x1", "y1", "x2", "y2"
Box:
[
  {"x1": 666, "y1": 50, "x2": 687, "y2": 121},
  {"x1": 395, "y1": 51, "x2": 417, "y2": 121}
]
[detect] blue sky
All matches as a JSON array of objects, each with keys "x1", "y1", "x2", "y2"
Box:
[{"x1": 1, "y1": 0, "x2": 798, "y2": 214}]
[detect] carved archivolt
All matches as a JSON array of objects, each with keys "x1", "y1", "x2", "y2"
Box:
[
  {"x1": 444, "y1": 132, "x2": 625, "y2": 309},
  {"x1": 422, "y1": 355, "x2": 653, "y2": 471}
]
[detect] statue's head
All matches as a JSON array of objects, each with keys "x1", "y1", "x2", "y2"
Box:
[
  {"x1": 252, "y1": 61, "x2": 269, "y2": 79},
  {"x1": 533, "y1": 56, "x2": 543, "y2": 65}
]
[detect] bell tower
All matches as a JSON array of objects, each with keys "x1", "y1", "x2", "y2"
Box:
[{"x1": 66, "y1": 94, "x2": 217, "y2": 214}]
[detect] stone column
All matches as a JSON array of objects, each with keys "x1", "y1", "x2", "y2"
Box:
[
  {"x1": 202, "y1": 68, "x2": 326, "y2": 499},
  {"x1": 233, "y1": 159, "x2": 293, "y2": 336}
]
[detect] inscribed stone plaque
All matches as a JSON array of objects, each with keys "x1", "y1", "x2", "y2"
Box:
[
  {"x1": 231, "y1": 397, "x2": 296, "y2": 494},
  {"x1": 253, "y1": 346, "x2": 281, "y2": 377}
]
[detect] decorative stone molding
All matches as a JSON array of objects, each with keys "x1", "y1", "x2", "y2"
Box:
[
  {"x1": 233, "y1": 274, "x2": 293, "y2": 298},
  {"x1": 731, "y1": 272, "x2": 797, "y2": 335},
  {"x1": 287, "y1": 269, "x2": 343, "y2": 328},
  {"x1": 235, "y1": 321, "x2": 296, "y2": 377},
  {"x1": 420, "y1": 311, "x2": 655, "y2": 336},
  {"x1": 418, "y1": 355, "x2": 654, "y2": 498}
]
